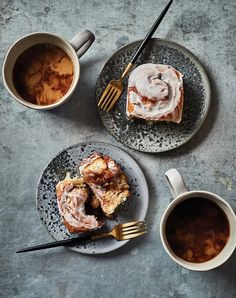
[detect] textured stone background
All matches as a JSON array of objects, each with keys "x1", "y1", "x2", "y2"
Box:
[{"x1": 0, "y1": 0, "x2": 235, "y2": 297}]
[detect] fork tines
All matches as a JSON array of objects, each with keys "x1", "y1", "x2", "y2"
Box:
[
  {"x1": 98, "y1": 83, "x2": 122, "y2": 112},
  {"x1": 120, "y1": 221, "x2": 147, "y2": 240}
]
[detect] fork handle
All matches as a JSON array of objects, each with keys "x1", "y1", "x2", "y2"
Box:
[
  {"x1": 121, "y1": 63, "x2": 133, "y2": 79},
  {"x1": 130, "y1": 0, "x2": 173, "y2": 64},
  {"x1": 16, "y1": 233, "x2": 92, "y2": 253},
  {"x1": 91, "y1": 232, "x2": 112, "y2": 240}
]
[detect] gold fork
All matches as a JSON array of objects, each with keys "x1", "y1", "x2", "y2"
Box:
[
  {"x1": 97, "y1": 0, "x2": 173, "y2": 112},
  {"x1": 92, "y1": 220, "x2": 147, "y2": 241},
  {"x1": 16, "y1": 221, "x2": 147, "y2": 253}
]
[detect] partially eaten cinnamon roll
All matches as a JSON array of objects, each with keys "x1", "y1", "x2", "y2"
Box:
[
  {"x1": 56, "y1": 178, "x2": 100, "y2": 233},
  {"x1": 56, "y1": 153, "x2": 130, "y2": 234},
  {"x1": 126, "y1": 63, "x2": 184, "y2": 123}
]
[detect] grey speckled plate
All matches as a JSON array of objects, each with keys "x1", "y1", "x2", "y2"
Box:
[
  {"x1": 95, "y1": 38, "x2": 211, "y2": 153},
  {"x1": 36, "y1": 142, "x2": 148, "y2": 254}
]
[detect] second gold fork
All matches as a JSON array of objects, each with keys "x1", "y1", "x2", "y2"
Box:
[
  {"x1": 97, "y1": 0, "x2": 173, "y2": 112},
  {"x1": 16, "y1": 220, "x2": 147, "y2": 253}
]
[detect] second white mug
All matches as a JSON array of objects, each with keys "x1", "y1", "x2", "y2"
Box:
[{"x1": 160, "y1": 168, "x2": 236, "y2": 271}]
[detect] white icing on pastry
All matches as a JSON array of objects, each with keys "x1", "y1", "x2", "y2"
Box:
[
  {"x1": 126, "y1": 63, "x2": 183, "y2": 123},
  {"x1": 57, "y1": 180, "x2": 99, "y2": 230}
]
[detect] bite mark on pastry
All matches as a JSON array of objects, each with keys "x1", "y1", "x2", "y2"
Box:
[{"x1": 56, "y1": 178, "x2": 100, "y2": 233}]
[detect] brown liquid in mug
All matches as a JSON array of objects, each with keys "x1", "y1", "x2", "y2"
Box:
[
  {"x1": 13, "y1": 43, "x2": 74, "y2": 105},
  {"x1": 165, "y1": 198, "x2": 229, "y2": 263}
]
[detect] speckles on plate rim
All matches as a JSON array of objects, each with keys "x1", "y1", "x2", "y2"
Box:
[
  {"x1": 36, "y1": 141, "x2": 149, "y2": 254},
  {"x1": 95, "y1": 38, "x2": 211, "y2": 153}
]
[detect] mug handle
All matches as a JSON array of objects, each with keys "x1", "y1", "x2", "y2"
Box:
[
  {"x1": 70, "y1": 30, "x2": 95, "y2": 58},
  {"x1": 165, "y1": 168, "x2": 188, "y2": 199}
]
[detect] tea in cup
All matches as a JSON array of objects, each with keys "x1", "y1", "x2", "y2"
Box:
[
  {"x1": 2, "y1": 30, "x2": 95, "y2": 110},
  {"x1": 160, "y1": 168, "x2": 236, "y2": 271}
]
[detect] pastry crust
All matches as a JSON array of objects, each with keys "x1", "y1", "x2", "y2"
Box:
[
  {"x1": 126, "y1": 63, "x2": 184, "y2": 123},
  {"x1": 79, "y1": 152, "x2": 130, "y2": 215}
]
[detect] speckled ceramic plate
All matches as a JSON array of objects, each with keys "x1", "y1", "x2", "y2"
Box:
[
  {"x1": 36, "y1": 142, "x2": 148, "y2": 254},
  {"x1": 95, "y1": 38, "x2": 211, "y2": 153}
]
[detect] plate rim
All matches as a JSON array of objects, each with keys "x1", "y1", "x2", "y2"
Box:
[
  {"x1": 95, "y1": 38, "x2": 211, "y2": 153},
  {"x1": 36, "y1": 141, "x2": 149, "y2": 254}
]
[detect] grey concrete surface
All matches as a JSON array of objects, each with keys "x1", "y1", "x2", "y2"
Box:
[{"x1": 0, "y1": 0, "x2": 235, "y2": 297}]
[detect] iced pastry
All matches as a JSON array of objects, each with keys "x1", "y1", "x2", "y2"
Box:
[
  {"x1": 79, "y1": 152, "x2": 130, "y2": 215},
  {"x1": 56, "y1": 178, "x2": 100, "y2": 233},
  {"x1": 126, "y1": 63, "x2": 184, "y2": 123}
]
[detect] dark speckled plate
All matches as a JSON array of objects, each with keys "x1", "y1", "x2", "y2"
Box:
[
  {"x1": 36, "y1": 142, "x2": 148, "y2": 254},
  {"x1": 95, "y1": 38, "x2": 211, "y2": 153}
]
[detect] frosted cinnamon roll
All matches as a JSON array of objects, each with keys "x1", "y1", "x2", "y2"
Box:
[
  {"x1": 126, "y1": 63, "x2": 184, "y2": 123},
  {"x1": 79, "y1": 153, "x2": 130, "y2": 215},
  {"x1": 56, "y1": 178, "x2": 100, "y2": 233}
]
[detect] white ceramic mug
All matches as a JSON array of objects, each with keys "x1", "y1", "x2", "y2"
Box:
[
  {"x1": 160, "y1": 168, "x2": 236, "y2": 271},
  {"x1": 2, "y1": 30, "x2": 95, "y2": 110}
]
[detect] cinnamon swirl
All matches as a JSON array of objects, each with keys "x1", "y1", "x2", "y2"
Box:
[
  {"x1": 79, "y1": 152, "x2": 130, "y2": 215},
  {"x1": 126, "y1": 63, "x2": 184, "y2": 123}
]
